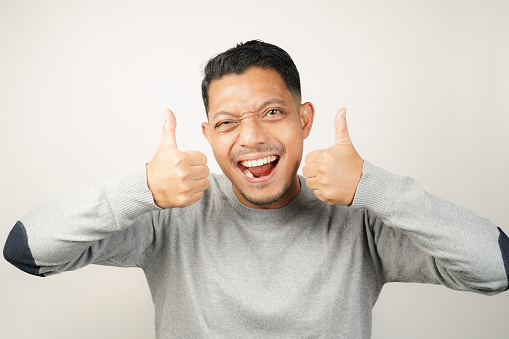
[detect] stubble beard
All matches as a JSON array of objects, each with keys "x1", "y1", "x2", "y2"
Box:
[{"x1": 237, "y1": 182, "x2": 290, "y2": 206}]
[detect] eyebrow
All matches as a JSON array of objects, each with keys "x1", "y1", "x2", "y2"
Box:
[{"x1": 211, "y1": 99, "x2": 288, "y2": 121}]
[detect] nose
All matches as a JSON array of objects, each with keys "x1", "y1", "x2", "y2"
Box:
[{"x1": 237, "y1": 119, "x2": 269, "y2": 147}]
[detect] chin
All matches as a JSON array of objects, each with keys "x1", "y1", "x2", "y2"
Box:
[{"x1": 238, "y1": 184, "x2": 290, "y2": 207}]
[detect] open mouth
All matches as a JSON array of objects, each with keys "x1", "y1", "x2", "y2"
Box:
[{"x1": 238, "y1": 155, "x2": 280, "y2": 179}]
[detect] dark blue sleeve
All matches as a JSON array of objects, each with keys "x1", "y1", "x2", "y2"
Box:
[
  {"x1": 497, "y1": 227, "x2": 509, "y2": 291},
  {"x1": 3, "y1": 221, "x2": 44, "y2": 277}
]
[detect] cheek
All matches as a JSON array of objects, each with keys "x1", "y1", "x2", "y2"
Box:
[
  {"x1": 211, "y1": 141, "x2": 226, "y2": 158},
  {"x1": 278, "y1": 123, "x2": 304, "y2": 150},
  {"x1": 283, "y1": 127, "x2": 304, "y2": 166},
  {"x1": 211, "y1": 136, "x2": 234, "y2": 162}
]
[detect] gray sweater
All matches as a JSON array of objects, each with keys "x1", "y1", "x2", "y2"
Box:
[{"x1": 4, "y1": 161, "x2": 509, "y2": 338}]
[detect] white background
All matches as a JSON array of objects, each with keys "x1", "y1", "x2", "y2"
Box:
[{"x1": 1, "y1": 1, "x2": 508, "y2": 338}]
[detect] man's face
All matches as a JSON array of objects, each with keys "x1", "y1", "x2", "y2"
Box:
[{"x1": 202, "y1": 67, "x2": 314, "y2": 209}]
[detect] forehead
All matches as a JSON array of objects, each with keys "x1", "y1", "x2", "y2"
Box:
[{"x1": 208, "y1": 67, "x2": 294, "y2": 118}]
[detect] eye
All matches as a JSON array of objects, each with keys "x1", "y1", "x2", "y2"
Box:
[
  {"x1": 267, "y1": 109, "x2": 281, "y2": 116},
  {"x1": 215, "y1": 121, "x2": 229, "y2": 128},
  {"x1": 214, "y1": 120, "x2": 238, "y2": 132},
  {"x1": 263, "y1": 108, "x2": 287, "y2": 121}
]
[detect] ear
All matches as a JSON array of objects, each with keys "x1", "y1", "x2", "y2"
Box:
[
  {"x1": 299, "y1": 102, "x2": 315, "y2": 139},
  {"x1": 201, "y1": 122, "x2": 212, "y2": 145}
]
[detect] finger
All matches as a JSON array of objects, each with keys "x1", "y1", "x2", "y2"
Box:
[
  {"x1": 305, "y1": 176, "x2": 319, "y2": 190},
  {"x1": 334, "y1": 107, "x2": 352, "y2": 145},
  {"x1": 189, "y1": 191, "x2": 205, "y2": 203},
  {"x1": 160, "y1": 108, "x2": 178, "y2": 149},
  {"x1": 186, "y1": 151, "x2": 208, "y2": 166},
  {"x1": 302, "y1": 163, "x2": 317, "y2": 179},
  {"x1": 193, "y1": 177, "x2": 210, "y2": 192},
  {"x1": 189, "y1": 164, "x2": 210, "y2": 179},
  {"x1": 187, "y1": 179, "x2": 209, "y2": 201},
  {"x1": 304, "y1": 149, "x2": 323, "y2": 164}
]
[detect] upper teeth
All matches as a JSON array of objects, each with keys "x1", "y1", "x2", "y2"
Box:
[{"x1": 241, "y1": 156, "x2": 278, "y2": 168}]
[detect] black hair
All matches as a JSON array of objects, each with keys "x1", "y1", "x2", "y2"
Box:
[{"x1": 201, "y1": 40, "x2": 301, "y2": 116}]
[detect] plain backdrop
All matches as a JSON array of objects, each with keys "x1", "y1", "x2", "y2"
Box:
[{"x1": 1, "y1": 1, "x2": 508, "y2": 338}]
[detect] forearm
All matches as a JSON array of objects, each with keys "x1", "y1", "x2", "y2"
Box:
[
  {"x1": 352, "y1": 161, "x2": 509, "y2": 293},
  {"x1": 3, "y1": 167, "x2": 159, "y2": 276}
]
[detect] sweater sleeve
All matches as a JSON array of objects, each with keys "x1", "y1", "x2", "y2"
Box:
[
  {"x1": 3, "y1": 167, "x2": 161, "y2": 277},
  {"x1": 351, "y1": 161, "x2": 509, "y2": 294}
]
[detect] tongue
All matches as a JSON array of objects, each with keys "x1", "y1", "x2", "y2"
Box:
[{"x1": 248, "y1": 162, "x2": 276, "y2": 178}]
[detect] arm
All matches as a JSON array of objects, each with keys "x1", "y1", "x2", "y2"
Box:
[
  {"x1": 3, "y1": 168, "x2": 159, "y2": 276},
  {"x1": 3, "y1": 109, "x2": 209, "y2": 276},
  {"x1": 303, "y1": 107, "x2": 508, "y2": 293},
  {"x1": 353, "y1": 161, "x2": 509, "y2": 293}
]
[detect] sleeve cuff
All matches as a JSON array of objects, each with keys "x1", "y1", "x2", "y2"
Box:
[
  {"x1": 105, "y1": 166, "x2": 161, "y2": 224},
  {"x1": 351, "y1": 160, "x2": 399, "y2": 220}
]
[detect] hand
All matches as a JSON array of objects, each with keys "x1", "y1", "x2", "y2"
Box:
[
  {"x1": 146, "y1": 109, "x2": 209, "y2": 208},
  {"x1": 302, "y1": 107, "x2": 364, "y2": 206}
]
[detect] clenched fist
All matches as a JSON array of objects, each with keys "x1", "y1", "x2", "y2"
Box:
[
  {"x1": 302, "y1": 107, "x2": 364, "y2": 206},
  {"x1": 146, "y1": 109, "x2": 209, "y2": 208}
]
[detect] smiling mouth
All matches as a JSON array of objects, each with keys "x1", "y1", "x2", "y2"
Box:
[{"x1": 238, "y1": 155, "x2": 279, "y2": 179}]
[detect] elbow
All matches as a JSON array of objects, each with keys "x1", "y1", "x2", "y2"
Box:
[
  {"x1": 473, "y1": 279, "x2": 508, "y2": 296},
  {"x1": 497, "y1": 227, "x2": 509, "y2": 292},
  {"x1": 469, "y1": 226, "x2": 509, "y2": 294},
  {"x1": 3, "y1": 221, "x2": 44, "y2": 277}
]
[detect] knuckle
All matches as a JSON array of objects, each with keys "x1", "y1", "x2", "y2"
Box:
[
  {"x1": 179, "y1": 181, "x2": 191, "y2": 193},
  {"x1": 174, "y1": 167, "x2": 190, "y2": 182},
  {"x1": 317, "y1": 164, "x2": 328, "y2": 175},
  {"x1": 175, "y1": 195, "x2": 191, "y2": 207},
  {"x1": 322, "y1": 151, "x2": 333, "y2": 162},
  {"x1": 318, "y1": 176, "x2": 328, "y2": 185},
  {"x1": 171, "y1": 151, "x2": 186, "y2": 165}
]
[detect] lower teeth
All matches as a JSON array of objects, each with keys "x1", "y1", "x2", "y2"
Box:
[{"x1": 243, "y1": 168, "x2": 254, "y2": 178}]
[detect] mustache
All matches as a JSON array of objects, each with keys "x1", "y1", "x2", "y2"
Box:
[{"x1": 229, "y1": 145, "x2": 286, "y2": 166}]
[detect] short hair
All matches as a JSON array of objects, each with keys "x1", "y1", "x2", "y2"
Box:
[{"x1": 201, "y1": 40, "x2": 301, "y2": 116}]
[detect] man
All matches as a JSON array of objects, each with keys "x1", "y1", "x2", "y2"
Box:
[{"x1": 4, "y1": 40, "x2": 509, "y2": 338}]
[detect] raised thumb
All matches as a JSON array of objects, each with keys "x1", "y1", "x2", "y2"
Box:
[
  {"x1": 160, "y1": 108, "x2": 178, "y2": 149},
  {"x1": 334, "y1": 107, "x2": 352, "y2": 145}
]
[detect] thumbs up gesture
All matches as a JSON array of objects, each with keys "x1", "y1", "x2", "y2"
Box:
[
  {"x1": 302, "y1": 108, "x2": 364, "y2": 206},
  {"x1": 146, "y1": 109, "x2": 209, "y2": 208}
]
